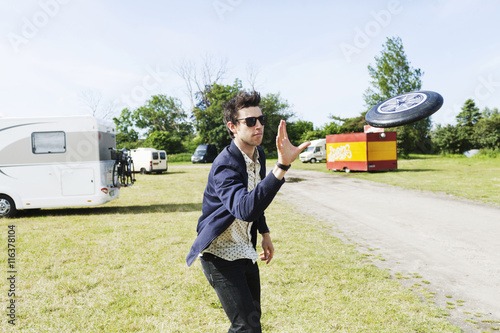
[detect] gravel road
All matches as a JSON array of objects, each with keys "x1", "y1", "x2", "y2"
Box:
[{"x1": 278, "y1": 168, "x2": 500, "y2": 332}]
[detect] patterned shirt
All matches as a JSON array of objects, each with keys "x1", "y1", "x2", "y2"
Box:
[{"x1": 203, "y1": 147, "x2": 261, "y2": 262}]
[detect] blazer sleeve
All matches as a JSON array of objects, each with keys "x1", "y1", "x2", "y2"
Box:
[{"x1": 256, "y1": 214, "x2": 269, "y2": 234}]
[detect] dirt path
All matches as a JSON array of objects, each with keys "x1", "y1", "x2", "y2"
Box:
[{"x1": 278, "y1": 169, "x2": 500, "y2": 332}]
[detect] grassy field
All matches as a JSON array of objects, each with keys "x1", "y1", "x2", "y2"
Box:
[
  {"x1": 287, "y1": 154, "x2": 500, "y2": 206},
  {"x1": 0, "y1": 163, "x2": 468, "y2": 332}
]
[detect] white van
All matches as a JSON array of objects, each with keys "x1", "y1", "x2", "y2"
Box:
[
  {"x1": 0, "y1": 115, "x2": 120, "y2": 218},
  {"x1": 130, "y1": 148, "x2": 168, "y2": 174},
  {"x1": 299, "y1": 138, "x2": 327, "y2": 163}
]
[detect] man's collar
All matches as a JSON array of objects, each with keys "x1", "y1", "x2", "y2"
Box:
[{"x1": 236, "y1": 145, "x2": 260, "y2": 166}]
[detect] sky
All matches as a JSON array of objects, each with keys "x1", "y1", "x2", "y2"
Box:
[{"x1": 1, "y1": 0, "x2": 500, "y2": 129}]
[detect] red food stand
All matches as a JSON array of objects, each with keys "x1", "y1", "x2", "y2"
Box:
[{"x1": 326, "y1": 132, "x2": 397, "y2": 172}]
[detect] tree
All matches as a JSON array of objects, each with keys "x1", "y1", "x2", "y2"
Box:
[
  {"x1": 191, "y1": 80, "x2": 296, "y2": 154},
  {"x1": 192, "y1": 80, "x2": 242, "y2": 151},
  {"x1": 457, "y1": 99, "x2": 481, "y2": 129},
  {"x1": 330, "y1": 114, "x2": 367, "y2": 134},
  {"x1": 482, "y1": 106, "x2": 500, "y2": 119},
  {"x1": 175, "y1": 54, "x2": 228, "y2": 113},
  {"x1": 299, "y1": 129, "x2": 325, "y2": 142},
  {"x1": 323, "y1": 121, "x2": 342, "y2": 136},
  {"x1": 133, "y1": 95, "x2": 192, "y2": 138},
  {"x1": 282, "y1": 119, "x2": 343, "y2": 145},
  {"x1": 432, "y1": 124, "x2": 470, "y2": 154},
  {"x1": 451, "y1": 99, "x2": 481, "y2": 151},
  {"x1": 287, "y1": 120, "x2": 314, "y2": 146},
  {"x1": 364, "y1": 36, "x2": 429, "y2": 157},
  {"x1": 259, "y1": 93, "x2": 295, "y2": 154},
  {"x1": 79, "y1": 89, "x2": 116, "y2": 120},
  {"x1": 113, "y1": 95, "x2": 193, "y2": 152},
  {"x1": 473, "y1": 107, "x2": 500, "y2": 150},
  {"x1": 143, "y1": 131, "x2": 183, "y2": 154},
  {"x1": 246, "y1": 63, "x2": 261, "y2": 91},
  {"x1": 432, "y1": 104, "x2": 499, "y2": 154},
  {"x1": 364, "y1": 37, "x2": 423, "y2": 103},
  {"x1": 113, "y1": 108, "x2": 139, "y2": 148}
]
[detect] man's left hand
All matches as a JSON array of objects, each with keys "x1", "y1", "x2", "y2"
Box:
[{"x1": 260, "y1": 233, "x2": 274, "y2": 264}]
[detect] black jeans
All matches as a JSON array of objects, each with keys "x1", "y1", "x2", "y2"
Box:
[{"x1": 200, "y1": 253, "x2": 262, "y2": 333}]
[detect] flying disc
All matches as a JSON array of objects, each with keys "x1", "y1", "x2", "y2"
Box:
[{"x1": 365, "y1": 91, "x2": 444, "y2": 128}]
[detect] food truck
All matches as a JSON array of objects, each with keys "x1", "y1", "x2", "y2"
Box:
[{"x1": 326, "y1": 131, "x2": 397, "y2": 172}]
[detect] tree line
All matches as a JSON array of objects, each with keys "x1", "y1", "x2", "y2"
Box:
[
  {"x1": 113, "y1": 37, "x2": 499, "y2": 158},
  {"x1": 433, "y1": 100, "x2": 499, "y2": 154}
]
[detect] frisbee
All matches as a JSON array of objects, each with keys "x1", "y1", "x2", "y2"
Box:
[{"x1": 365, "y1": 91, "x2": 444, "y2": 128}]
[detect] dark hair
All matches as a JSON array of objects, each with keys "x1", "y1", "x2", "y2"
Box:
[{"x1": 223, "y1": 90, "x2": 261, "y2": 138}]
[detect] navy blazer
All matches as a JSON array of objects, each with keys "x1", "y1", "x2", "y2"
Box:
[{"x1": 186, "y1": 140, "x2": 285, "y2": 266}]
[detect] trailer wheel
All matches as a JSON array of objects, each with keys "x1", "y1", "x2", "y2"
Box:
[
  {"x1": 310, "y1": 158, "x2": 317, "y2": 164},
  {"x1": 0, "y1": 195, "x2": 17, "y2": 218},
  {"x1": 140, "y1": 168, "x2": 147, "y2": 175},
  {"x1": 344, "y1": 167, "x2": 350, "y2": 173}
]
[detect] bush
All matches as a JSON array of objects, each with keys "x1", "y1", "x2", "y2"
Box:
[
  {"x1": 431, "y1": 124, "x2": 472, "y2": 154},
  {"x1": 144, "y1": 131, "x2": 184, "y2": 154},
  {"x1": 473, "y1": 117, "x2": 500, "y2": 150},
  {"x1": 474, "y1": 148, "x2": 500, "y2": 159},
  {"x1": 167, "y1": 153, "x2": 192, "y2": 163},
  {"x1": 117, "y1": 140, "x2": 145, "y2": 150}
]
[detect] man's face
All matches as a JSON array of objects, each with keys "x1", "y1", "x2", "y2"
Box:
[{"x1": 231, "y1": 106, "x2": 265, "y2": 149}]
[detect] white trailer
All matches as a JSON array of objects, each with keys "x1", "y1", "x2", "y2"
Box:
[
  {"x1": 130, "y1": 148, "x2": 168, "y2": 174},
  {"x1": 0, "y1": 115, "x2": 120, "y2": 217}
]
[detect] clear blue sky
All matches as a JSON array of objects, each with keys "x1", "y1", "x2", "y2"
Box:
[{"x1": 1, "y1": 0, "x2": 499, "y2": 128}]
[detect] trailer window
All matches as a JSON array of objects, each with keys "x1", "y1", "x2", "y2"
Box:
[{"x1": 32, "y1": 131, "x2": 66, "y2": 154}]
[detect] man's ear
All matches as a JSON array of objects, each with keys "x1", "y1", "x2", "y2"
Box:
[{"x1": 227, "y1": 121, "x2": 237, "y2": 137}]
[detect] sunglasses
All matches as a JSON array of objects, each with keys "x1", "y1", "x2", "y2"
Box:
[{"x1": 236, "y1": 115, "x2": 267, "y2": 127}]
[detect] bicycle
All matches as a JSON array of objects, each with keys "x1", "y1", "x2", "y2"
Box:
[{"x1": 110, "y1": 148, "x2": 135, "y2": 187}]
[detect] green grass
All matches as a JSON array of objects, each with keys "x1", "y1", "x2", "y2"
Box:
[
  {"x1": 0, "y1": 166, "x2": 463, "y2": 332},
  {"x1": 287, "y1": 154, "x2": 500, "y2": 206}
]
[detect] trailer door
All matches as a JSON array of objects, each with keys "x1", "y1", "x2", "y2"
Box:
[{"x1": 61, "y1": 168, "x2": 95, "y2": 196}]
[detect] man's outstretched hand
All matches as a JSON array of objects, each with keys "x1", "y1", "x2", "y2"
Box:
[{"x1": 276, "y1": 120, "x2": 311, "y2": 166}]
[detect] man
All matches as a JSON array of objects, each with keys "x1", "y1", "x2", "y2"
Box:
[{"x1": 186, "y1": 90, "x2": 310, "y2": 332}]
